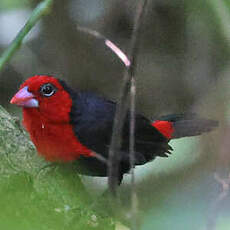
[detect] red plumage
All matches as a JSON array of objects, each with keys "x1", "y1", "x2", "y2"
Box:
[
  {"x1": 151, "y1": 121, "x2": 174, "y2": 139},
  {"x1": 20, "y1": 76, "x2": 93, "y2": 162}
]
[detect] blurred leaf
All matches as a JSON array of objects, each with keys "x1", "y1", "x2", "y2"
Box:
[
  {"x1": 0, "y1": 0, "x2": 53, "y2": 72},
  {"x1": 217, "y1": 217, "x2": 230, "y2": 230},
  {"x1": 208, "y1": 0, "x2": 230, "y2": 47},
  {"x1": 141, "y1": 171, "x2": 230, "y2": 230},
  {"x1": 0, "y1": 0, "x2": 30, "y2": 10},
  {"x1": 0, "y1": 105, "x2": 114, "y2": 230}
]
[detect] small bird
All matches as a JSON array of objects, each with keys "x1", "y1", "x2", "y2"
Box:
[{"x1": 10, "y1": 75, "x2": 218, "y2": 183}]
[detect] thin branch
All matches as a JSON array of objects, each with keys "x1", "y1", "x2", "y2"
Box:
[
  {"x1": 129, "y1": 79, "x2": 136, "y2": 191},
  {"x1": 129, "y1": 2, "x2": 150, "y2": 227},
  {"x1": 130, "y1": 77, "x2": 139, "y2": 230},
  {"x1": 77, "y1": 26, "x2": 130, "y2": 67},
  {"x1": 92, "y1": 152, "x2": 108, "y2": 165},
  {"x1": 0, "y1": 0, "x2": 53, "y2": 72},
  {"x1": 105, "y1": 40, "x2": 131, "y2": 67},
  {"x1": 108, "y1": 0, "x2": 148, "y2": 196}
]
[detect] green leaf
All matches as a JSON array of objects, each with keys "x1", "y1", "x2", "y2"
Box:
[
  {"x1": 0, "y1": 105, "x2": 115, "y2": 230},
  {"x1": 0, "y1": 0, "x2": 53, "y2": 72}
]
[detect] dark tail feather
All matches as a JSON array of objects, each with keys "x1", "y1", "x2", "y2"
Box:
[{"x1": 156, "y1": 114, "x2": 218, "y2": 139}]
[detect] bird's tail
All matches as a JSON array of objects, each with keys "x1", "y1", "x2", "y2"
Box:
[{"x1": 152, "y1": 114, "x2": 218, "y2": 139}]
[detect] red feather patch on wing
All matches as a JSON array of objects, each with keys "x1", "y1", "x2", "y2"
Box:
[{"x1": 151, "y1": 120, "x2": 174, "y2": 139}]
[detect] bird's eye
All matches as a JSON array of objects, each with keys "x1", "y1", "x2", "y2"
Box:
[{"x1": 40, "y1": 83, "x2": 56, "y2": 97}]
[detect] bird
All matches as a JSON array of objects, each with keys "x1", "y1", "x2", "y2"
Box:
[{"x1": 10, "y1": 75, "x2": 218, "y2": 184}]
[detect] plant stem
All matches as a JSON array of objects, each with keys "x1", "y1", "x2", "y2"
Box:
[
  {"x1": 108, "y1": 0, "x2": 148, "y2": 196},
  {"x1": 0, "y1": 0, "x2": 53, "y2": 72}
]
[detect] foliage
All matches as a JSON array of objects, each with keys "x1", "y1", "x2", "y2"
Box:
[
  {"x1": 0, "y1": 0, "x2": 53, "y2": 71},
  {"x1": 0, "y1": 105, "x2": 114, "y2": 230}
]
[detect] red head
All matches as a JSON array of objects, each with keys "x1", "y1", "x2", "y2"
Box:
[
  {"x1": 10, "y1": 75, "x2": 72, "y2": 123},
  {"x1": 10, "y1": 75, "x2": 92, "y2": 162}
]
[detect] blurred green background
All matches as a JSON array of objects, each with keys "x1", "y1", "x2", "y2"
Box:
[{"x1": 0, "y1": 0, "x2": 230, "y2": 229}]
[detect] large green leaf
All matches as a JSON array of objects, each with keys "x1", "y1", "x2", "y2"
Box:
[{"x1": 0, "y1": 105, "x2": 114, "y2": 230}]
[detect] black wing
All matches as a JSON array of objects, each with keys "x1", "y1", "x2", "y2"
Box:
[{"x1": 69, "y1": 91, "x2": 172, "y2": 165}]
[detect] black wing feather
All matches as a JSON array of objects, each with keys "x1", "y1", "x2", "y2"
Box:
[
  {"x1": 59, "y1": 80, "x2": 171, "y2": 176},
  {"x1": 69, "y1": 91, "x2": 171, "y2": 162}
]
